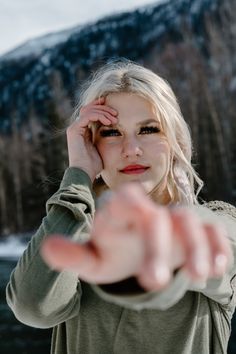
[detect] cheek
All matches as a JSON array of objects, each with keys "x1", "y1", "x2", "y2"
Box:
[
  {"x1": 96, "y1": 142, "x2": 120, "y2": 168},
  {"x1": 153, "y1": 143, "x2": 171, "y2": 173},
  {"x1": 152, "y1": 140, "x2": 170, "y2": 158}
]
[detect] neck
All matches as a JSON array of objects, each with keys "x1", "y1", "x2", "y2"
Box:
[
  {"x1": 151, "y1": 187, "x2": 171, "y2": 205},
  {"x1": 148, "y1": 177, "x2": 172, "y2": 205}
]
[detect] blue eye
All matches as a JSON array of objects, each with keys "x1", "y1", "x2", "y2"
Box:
[
  {"x1": 100, "y1": 129, "x2": 121, "y2": 137},
  {"x1": 139, "y1": 126, "x2": 160, "y2": 134}
]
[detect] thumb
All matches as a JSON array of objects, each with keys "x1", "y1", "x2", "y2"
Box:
[{"x1": 41, "y1": 235, "x2": 99, "y2": 276}]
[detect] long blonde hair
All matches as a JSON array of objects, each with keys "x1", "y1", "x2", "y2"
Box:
[{"x1": 72, "y1": 59, "x2": 203, "y2": 205}]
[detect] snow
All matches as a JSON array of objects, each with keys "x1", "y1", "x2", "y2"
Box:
[
  {"x1": 0, "y1": 26, "x2": 82, "y2": 62},
  {"x1": 0, "y1": 1, "x2": 169, "y2": 63},
  {"x1": 190, "y1": 0, "x2": 204, "y2": 15},
  {"x1": 137, "y1": 0, "x2": 169, "y2": 13},
  {"x1": 40, "y1": 53, "x2": 51, "y2": 66},
  {"x1": 0, "y1": 235, "x2": 31, "y2": 260},
  {"x1": 141, "y1": 23, "x2": 166, "y2": 43}
]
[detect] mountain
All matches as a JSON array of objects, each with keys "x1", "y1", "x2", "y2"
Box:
[
  {"x1": 0, "y1": 0, "x2": 236, "y2": 237},
  {"x1": 0, "y1": 0, "x2": 223, "y2": 133},
  {"x1": 0, "y1": 26, "x2": 82, "y2": 63}
]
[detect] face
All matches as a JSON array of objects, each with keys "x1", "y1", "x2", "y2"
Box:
[{"x1": 94, "y1": 92, "x2": 171, "y2": 200}]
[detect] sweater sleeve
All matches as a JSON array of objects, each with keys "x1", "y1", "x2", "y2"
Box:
[
  {"x1": 6, "y1": 167, "x2": 95, "y2": 329},
  {"x1": 90, "y1": 202, "x2": 236, "y2": 312}
]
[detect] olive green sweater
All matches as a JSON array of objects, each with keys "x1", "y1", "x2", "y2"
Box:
[{"x1": 6, "y1": 167, "x2": 236, "y2": 354}]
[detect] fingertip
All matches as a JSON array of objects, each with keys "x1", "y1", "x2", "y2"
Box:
[
  {"x1": 137, "y1": 263, "x2": 171, "y2": 291},
  {"x1": 213, "y1": 253, "x2": 228, "y2": 276},
  {"x1": 185, "y1": 259, "x2": 209, "y2": 281}
]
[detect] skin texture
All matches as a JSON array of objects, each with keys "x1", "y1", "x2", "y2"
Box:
[
  {"x1": 94, "y1": 93, "x2": 170, "y2": 201},
  {"x1": 41, "y1": 94, "x2": 232, "y2": 291}
]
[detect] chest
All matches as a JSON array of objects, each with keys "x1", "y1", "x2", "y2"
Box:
[{"x1": 68, "y1": 284, "x2": 214, "y2": 353}]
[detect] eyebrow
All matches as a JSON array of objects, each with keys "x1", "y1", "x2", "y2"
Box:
[
  {"x1": 98, "y1": 118, "x2": 160, "y2": 130},
  {"x1": 137, "y1": 119, "x2": 160, "y2": 126}
]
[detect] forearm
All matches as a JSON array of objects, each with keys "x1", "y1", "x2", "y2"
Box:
[
  {"x1": 6, "y1": 167, "x2": 95, "y2": 328},
  {"x1": 91, "y1": 203, "x2": 236, "y2": 311}
]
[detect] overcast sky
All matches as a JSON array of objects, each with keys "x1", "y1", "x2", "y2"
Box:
[{"x1": 0, "y1": 0, "x2": 162, "y2": 56}]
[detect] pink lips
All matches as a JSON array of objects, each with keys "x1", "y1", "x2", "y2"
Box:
[{"x1": 120, "y1": 164, "x2": 149, "y2": 175}]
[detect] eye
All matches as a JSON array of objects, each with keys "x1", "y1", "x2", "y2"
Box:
[
  {"x1": 100, "y1": 129, "x2": 121, "y2": 137},
  {"x1": 139, "y1": 126, "x2": 160, "y2": 134}
]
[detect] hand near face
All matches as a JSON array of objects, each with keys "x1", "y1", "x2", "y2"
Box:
[
  {"x1": 41, "y1": 183, "x2": 232, "y2": 291},
  {"x1": 67, "y1": 97, "x2": 118, "y2": 182}
]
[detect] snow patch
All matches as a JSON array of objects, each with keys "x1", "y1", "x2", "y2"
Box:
[
  {"x1": 0, "y1": 234, "x2": 32, "y2": 260},
  {"x1": 0, "y1": 26, "x2": 82, "y2": 62}
]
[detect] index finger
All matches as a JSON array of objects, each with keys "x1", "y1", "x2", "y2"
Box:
[
  {"x1": 136, "y1": 208, "x2": 172, "y2": 290},
  {"x1": 41, "y1": 235, "x2": 100, "y2": 280},
  {"x1": 89, "y1": 97, "x2": 118, "y2": 116},
  {"x1": 91, "y1": 96, "x2": 105, "y2": 105}
]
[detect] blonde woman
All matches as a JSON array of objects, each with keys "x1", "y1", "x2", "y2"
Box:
[{"x1": 6, "y1": 60, "x2": 236, "y2": 354}]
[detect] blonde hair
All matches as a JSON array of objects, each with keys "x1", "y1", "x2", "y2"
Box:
[{"x1": 72, "y1": 59, "x2": 203, "y2": 205}]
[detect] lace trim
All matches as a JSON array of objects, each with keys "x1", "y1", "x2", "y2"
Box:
[{"x1": 203, "y1": 200, "x2": 236, "y2": 219}]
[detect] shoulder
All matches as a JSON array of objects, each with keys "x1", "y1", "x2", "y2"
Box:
[{"x1": 202, "y1": 200, "x2": 236, "y2": 220}]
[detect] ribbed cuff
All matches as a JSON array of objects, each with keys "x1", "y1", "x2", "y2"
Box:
[
  {"x1": 90, "y1": 269, "x2": 190, "y2": 311},
  {"x1": 60, "y1": 167, "x2": 93, "y2": 191}
]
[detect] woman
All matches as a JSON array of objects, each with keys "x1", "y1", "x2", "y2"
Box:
[{"x1": 6, "y1": 60, "x2": 236, "y2": 353}]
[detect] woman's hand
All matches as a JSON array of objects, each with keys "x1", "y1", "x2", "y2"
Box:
[
  {"x1": 67, "y1": 97, "x2": 118, "y2": 182},
  {"x1": 41, "y1": 183, "x2": 232, "y2": 291}
]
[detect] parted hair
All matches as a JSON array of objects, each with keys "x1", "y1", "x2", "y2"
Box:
[{"x1": 72, "y1": 59, "x2": 203, "y2": 205}]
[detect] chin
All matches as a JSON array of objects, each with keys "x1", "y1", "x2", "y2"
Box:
[{"x1": 137, "y1": 181, "x2": 154, "y2": 195}]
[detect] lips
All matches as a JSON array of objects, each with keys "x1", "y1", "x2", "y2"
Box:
[{"x1": 120, "y1": 164, "x2": 150, "y2": 175}]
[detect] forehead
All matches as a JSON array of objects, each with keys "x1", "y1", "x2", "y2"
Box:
[{"x1": 105, "y1": 92, "x2": 158, "y2": 122}]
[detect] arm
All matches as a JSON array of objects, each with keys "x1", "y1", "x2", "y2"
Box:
[
  {"x1": 6, "y1": 96, "x2": 118, "y2": 328},
  {"x1": 6, "y1": 167, "x2": 95, "y2": 328},
  {"x1": 189, "y1": 202, "x2": 236, "y2": 309},
  {"x1": 41, "y1": 182, "x2": 235, "y2": 312},
  {"x1": 91, "y1": 202, "x2": 236, "y2": 312}
]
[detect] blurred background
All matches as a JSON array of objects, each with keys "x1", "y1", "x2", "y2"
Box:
[{"x1": 0, "y1": 0, "x2": 236, "y2": 352}]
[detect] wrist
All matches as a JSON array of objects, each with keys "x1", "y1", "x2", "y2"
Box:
[{"x1": 68, "y1": 164, "x2": 96, "y2": 183}]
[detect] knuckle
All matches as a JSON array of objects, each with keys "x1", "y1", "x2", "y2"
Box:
[
  {"x1": 66, "y1": 125, "x2": 73, "y2": 135},
  {"x1": 205, "y1": 222, "x2": 228, "y2": 239},
  {"x1": 172, "y1": 207, "x2": 198, "y2": 224}
]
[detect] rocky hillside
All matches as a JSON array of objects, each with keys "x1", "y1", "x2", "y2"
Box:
[{"x1": 0, "y1": 0, "x2": 235, "y2": 235}]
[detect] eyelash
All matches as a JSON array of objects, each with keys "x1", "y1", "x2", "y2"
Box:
[{"x1": 100, "y1": 126, "x2": 160, "y2": 137}]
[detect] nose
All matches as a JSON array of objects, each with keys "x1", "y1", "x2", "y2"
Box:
[{"x1": 121, "y1": 136, "x2": 143, "y2": 158}]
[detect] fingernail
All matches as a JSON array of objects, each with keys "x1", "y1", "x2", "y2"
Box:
[
  {"x1": 153, "y1": 265, "x2": 170, "y2": 285},
  {"x1": 214, "y1": 254, "x2": 227, "y2": 275},
  {"x1": 194, "y1": 260, "x2": 209, "y2": 277}
]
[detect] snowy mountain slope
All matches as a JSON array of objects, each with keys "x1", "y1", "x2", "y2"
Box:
[
  {"x1": 0, "y1": 1, "x2": 169, "y2": 63},
  {"x1": 0, "y1": 0, "x2": 222, "y2": 133},
  {"x1": 0, "y1": 26, "x2": 82, "y2": 62}
]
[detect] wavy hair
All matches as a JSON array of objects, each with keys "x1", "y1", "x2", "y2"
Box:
[{"x1": 72, "y1": 59, "x2": 203, "y2": 205}]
